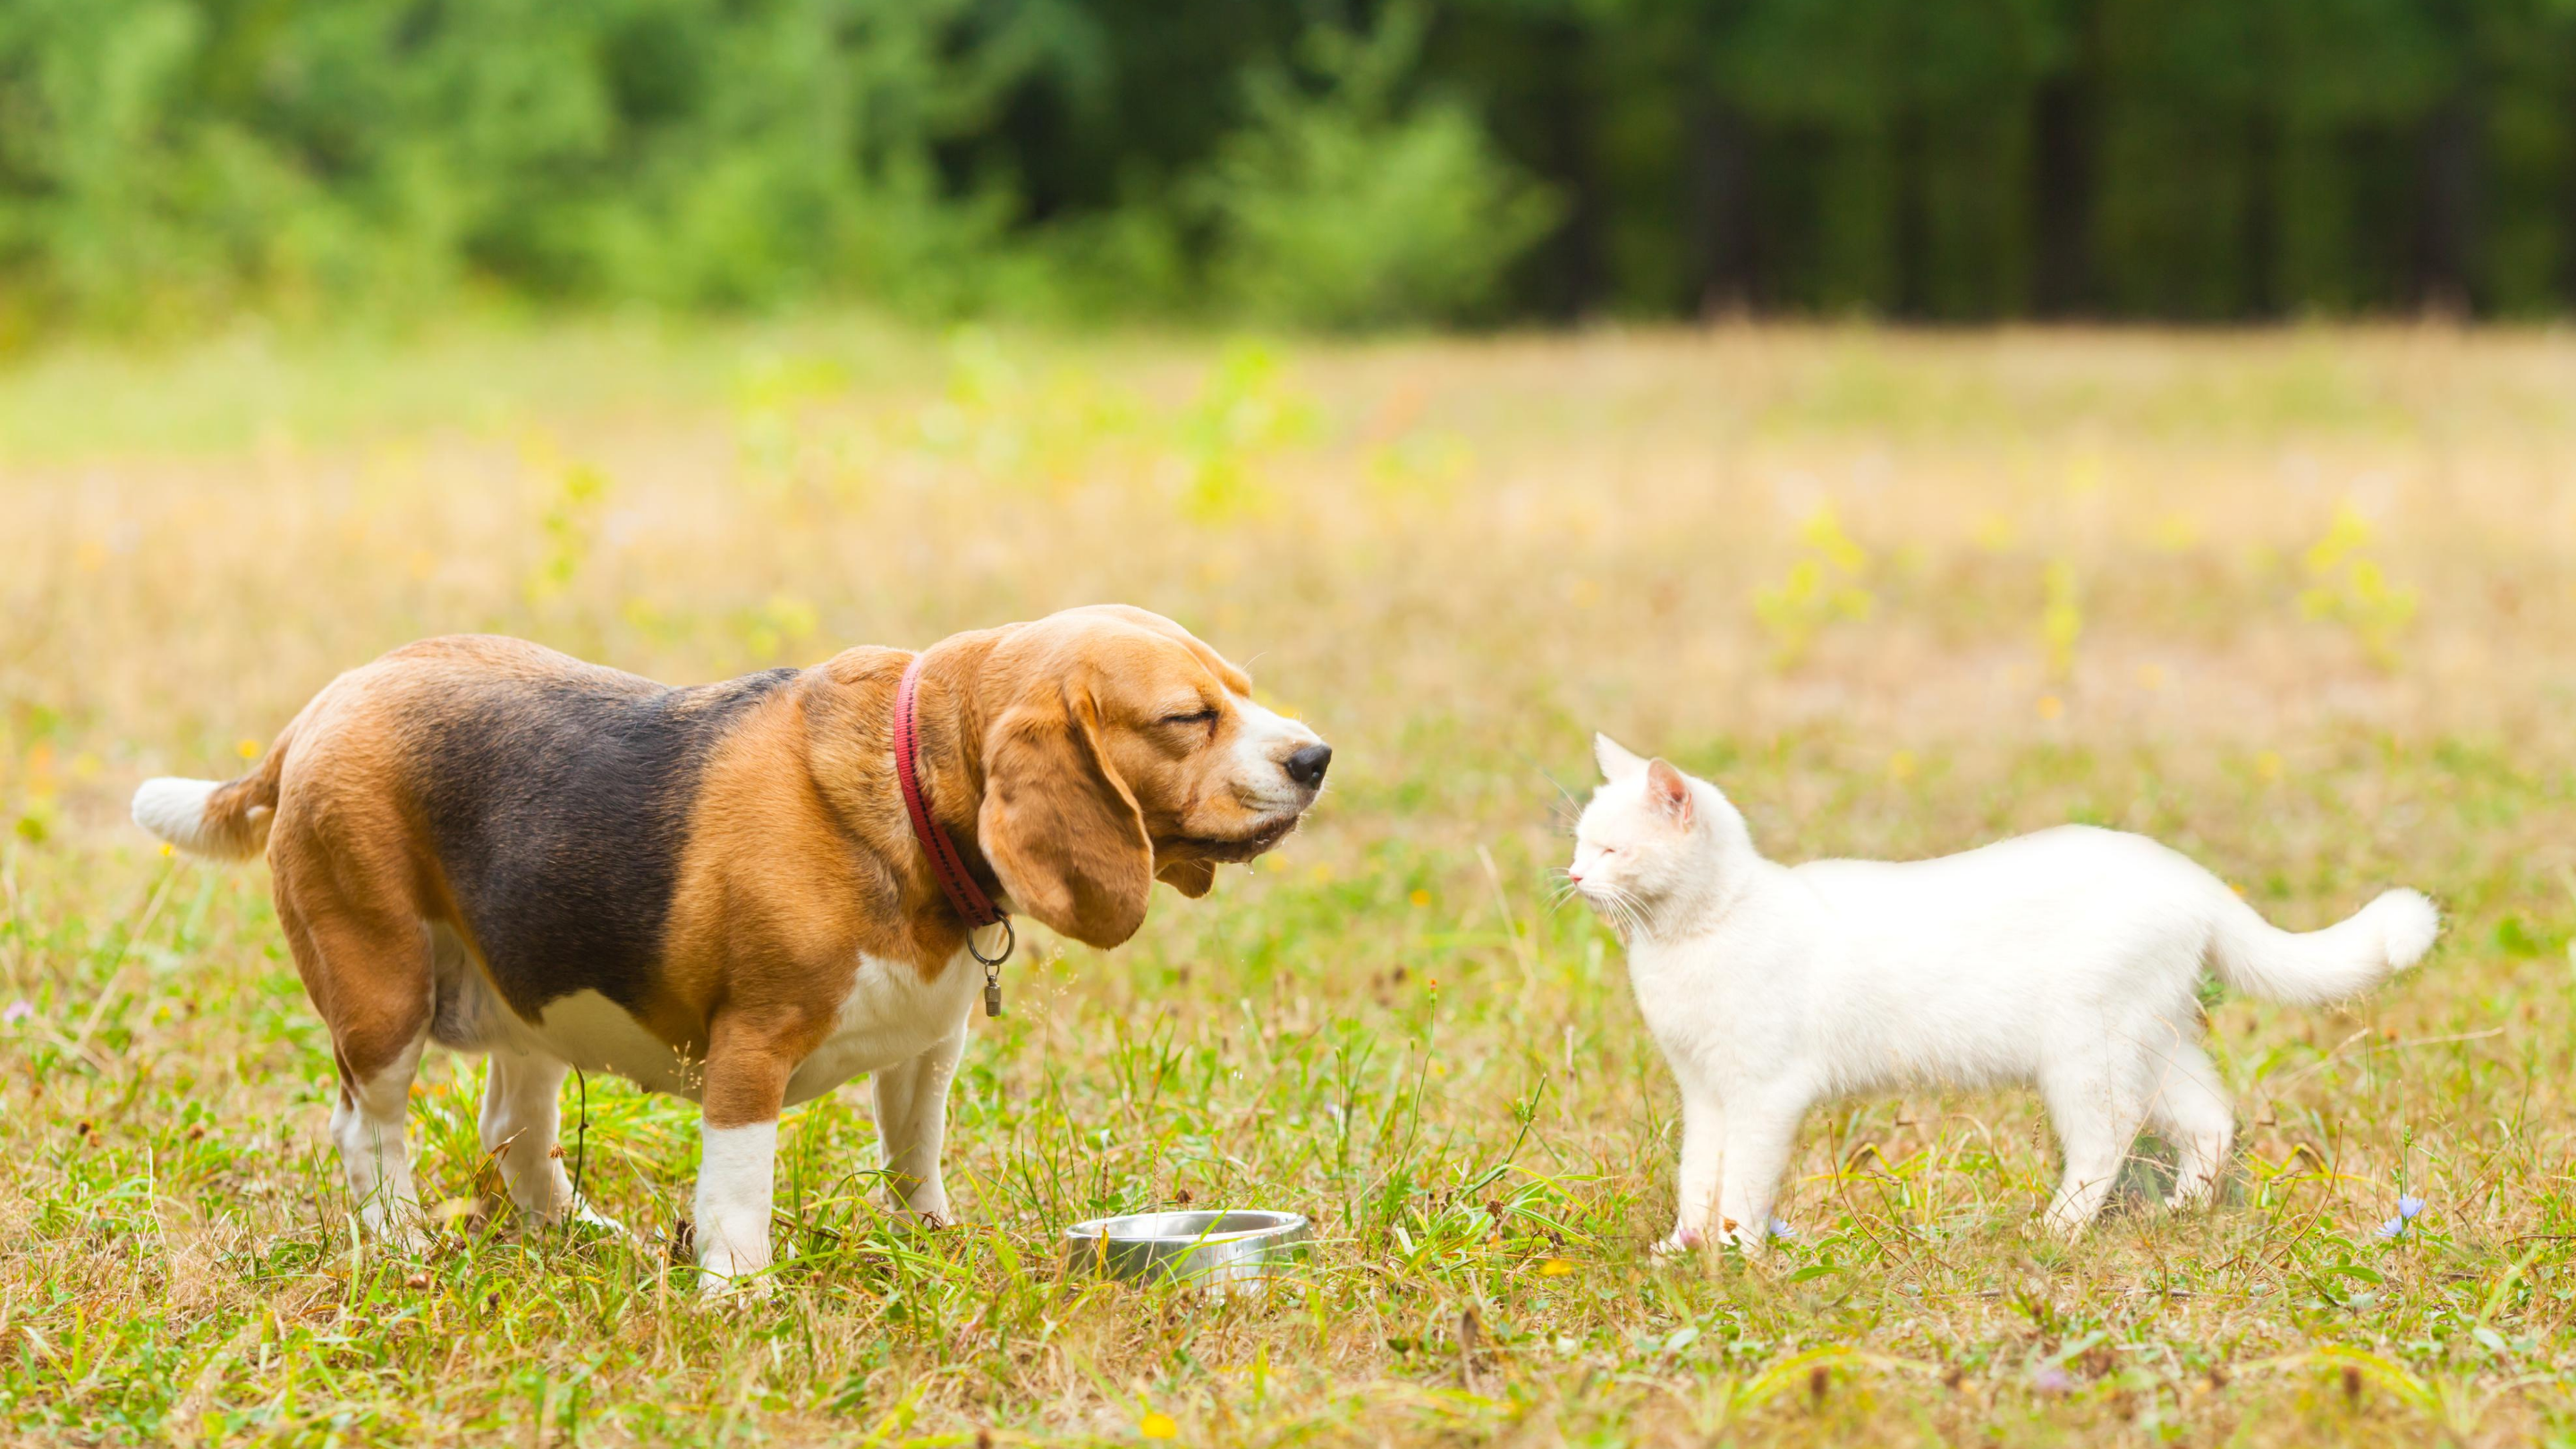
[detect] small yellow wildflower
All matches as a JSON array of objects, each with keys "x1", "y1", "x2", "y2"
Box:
[
  {"x1": 236, "y1": 739, "x2": 262, "y2": 760},
  {"x1": 1140, "y1": 1411, "x2": 1178, "y2": 1440},
  {"x1": 1408, "y1": 888, "x2": 1431, "y2": 908},
  {"x1": 1538, "y1": 1258, "x2": 1573, "y2": 1277},
  {"x1": 2036, "y1": 695, "x2": 2064, "y2": 721}
]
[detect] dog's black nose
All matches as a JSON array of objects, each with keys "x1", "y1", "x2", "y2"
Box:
[{"x1": 1284, "y1": 743, "x2": 1333, "y2": 789}]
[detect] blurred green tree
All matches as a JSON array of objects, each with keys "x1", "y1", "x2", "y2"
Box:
[{"x1": 0, "y1": 0, "x2": 2572, "y2": 335}]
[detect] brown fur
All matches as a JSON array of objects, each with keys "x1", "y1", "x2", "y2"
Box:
[{"x1": 221, "y1": 606, "x2": 1309, "y2": 1131}]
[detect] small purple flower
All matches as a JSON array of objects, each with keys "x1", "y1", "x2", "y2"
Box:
[
  {"x1": 1767, "y1": 1216, "x2": 1795, "y2": 1241},
  {"x1": 2030, "y1": 1365, "x2": 2073, "y2": 1394},
  {"x1": 2378, "y1": 1194, "x2": 2428, "y2": 1238},
  {"x1": 0, "y1": 1000, "x2": 29, "y2": 1026}
]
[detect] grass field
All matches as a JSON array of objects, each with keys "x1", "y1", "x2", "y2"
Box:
[{"x1": 4, "y1": 320, "x2": 2576, "y2": 1445}]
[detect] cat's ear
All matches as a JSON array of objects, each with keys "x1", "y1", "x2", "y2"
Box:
[
  {"x1": 1646, "y1": 758, "x2": 1695, "y2": 826},
  {"x1": 1594, "y1": 733, "x2": 1648, "y2": 782}
]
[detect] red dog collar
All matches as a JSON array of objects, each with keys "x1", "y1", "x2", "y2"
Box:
[
  {"x1": 894, "y1": 655, "x2": 1013, "y2": 1009},
  {"x1": 894, "y1": 654, "x2": 1007, "y2": 929}
]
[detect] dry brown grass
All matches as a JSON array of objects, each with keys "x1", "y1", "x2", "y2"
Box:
[{"x1": 3, "y1": 321, "x2": 2574, "y2": 1445}]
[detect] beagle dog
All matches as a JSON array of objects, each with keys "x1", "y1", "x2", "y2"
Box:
[{"x1": 131, "y1": 605, "x2": 1330, "y2": 1287}]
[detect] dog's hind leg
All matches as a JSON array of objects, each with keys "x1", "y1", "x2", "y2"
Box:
[
  {"x1": 274, "y1": 843, "x2": 436, "y2": 1251},
  {"x1": 287, "y1": 904, "x2": 434, "y2": 1250},
  {"x1": 331, "y1": 1024, "x2": 428, "y2": 1250}
]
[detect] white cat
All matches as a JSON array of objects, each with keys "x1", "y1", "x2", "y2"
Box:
[{"x1": 1566, "y1": 735, "x2": 2440, "y2": 1252}]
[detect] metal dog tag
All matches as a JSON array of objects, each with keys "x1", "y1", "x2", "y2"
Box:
[{"x1": 983, "y1": 966, "x2": 1004, "y2": 1018}]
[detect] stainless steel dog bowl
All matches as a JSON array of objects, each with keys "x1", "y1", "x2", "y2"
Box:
[{"x1": 1063, "y1": 1209, "x2": 1310, "y2": 1292}]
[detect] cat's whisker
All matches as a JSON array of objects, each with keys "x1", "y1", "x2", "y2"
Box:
[
  {"x1": 1583, "y1": 882, "x2": 1643, "y2": 941},
  {"x1": 1523, "y1": 757, "x2": 1583, "y2": 813}
]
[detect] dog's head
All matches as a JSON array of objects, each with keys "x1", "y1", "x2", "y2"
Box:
[{"x1": 967, "y1": 605, "x2": 1329, "y2": 949}]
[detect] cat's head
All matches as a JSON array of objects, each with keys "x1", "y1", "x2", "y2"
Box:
[{"x1": 1566, "y1": 734, "x2": 1747, "y2": 927}]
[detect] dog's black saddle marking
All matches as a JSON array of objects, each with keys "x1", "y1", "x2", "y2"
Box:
[{"x1": 410, "y1": 666, "x2": 799, "y2": 1019}]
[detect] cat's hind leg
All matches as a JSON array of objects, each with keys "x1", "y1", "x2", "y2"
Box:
[
  {"x1": 2144, "y1": 1039, "x2": 2233, "y2": 1212},
  {"x1": 2038, "y1": 1047, "x2": 2148, "y2": 1236}
]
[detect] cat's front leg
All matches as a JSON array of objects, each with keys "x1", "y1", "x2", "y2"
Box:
[
  {"x1": 1710, "y1": 1104, "x2": 1802, "y2": 1255},
  {"x1": 1654, "y1": 1089, "x2": 1726, "y2": 1255}
]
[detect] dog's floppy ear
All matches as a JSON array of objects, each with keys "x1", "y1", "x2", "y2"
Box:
[
  {"x1": 1646, "y1": 758, "x2": 1695, "y2": 826},
  {"x1": 1594, "y1": 733, "x2": 1648, "y2": 782},
  {"x1": 1157, "y1": 858, "x2": 1217, "y2": 898},
  {"x1": 979, "y1": 688, "x2": 1155, "y2": 949}
]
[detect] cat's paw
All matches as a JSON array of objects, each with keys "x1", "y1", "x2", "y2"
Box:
[{"x1": 1650, "y1": 1228, "x2": 1705, "y2": 1258}]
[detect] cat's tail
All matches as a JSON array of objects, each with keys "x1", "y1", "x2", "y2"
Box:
[
  {"x1": 131, "y1": 725, "x2": 293, "y2": 860},
  {"x1": 2207, "y1": 887, "x2": 2440, "y2": 1006}
]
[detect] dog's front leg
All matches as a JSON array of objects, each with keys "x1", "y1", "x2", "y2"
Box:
[
  {"x1": 693, "y1": 1017, "x2": 801, "y2": 1293},
  {"x1": 872, "y1": 1017, "x2": 969, "y2": 1225}
]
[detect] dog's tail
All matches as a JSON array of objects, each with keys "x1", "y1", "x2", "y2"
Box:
[
  {"x1": 2208, "y1": 886, "x2": 2439, "y2": 1006},
  {"x1": 131, "y1": 727, "x2": 292, "y2": 860}
]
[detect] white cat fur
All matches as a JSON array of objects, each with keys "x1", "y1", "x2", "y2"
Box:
[{"x1": 1567, "y1": 734, "x2": 2440, "y2": 1252}]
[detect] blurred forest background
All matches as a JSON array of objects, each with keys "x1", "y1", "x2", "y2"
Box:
[{"x1": 4, "y1": 0, "x2": 2576, "y2": 342}]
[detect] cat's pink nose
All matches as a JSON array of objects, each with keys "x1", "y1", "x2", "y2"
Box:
[{"x1": 1566, "y1": 869, "x2": 1585, "y2": 884}]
